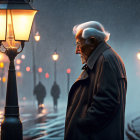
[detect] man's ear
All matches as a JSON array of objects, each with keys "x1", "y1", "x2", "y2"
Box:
[{"x1": 85, "y1": 37, "x2": 96, "y2": 45}]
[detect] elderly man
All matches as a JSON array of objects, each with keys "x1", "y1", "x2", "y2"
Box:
[{"x1": 64, "y1": 21, "x2": 127, "y2": 140}]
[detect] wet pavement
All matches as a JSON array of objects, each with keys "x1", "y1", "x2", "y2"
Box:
[
  {"x1": 0, "y1": 101, "x2": 66, "y2": 140},
  {"x1": 125, "y1": 112, "x2": 140, "y2": 140},
  {"x1": 0, "y1": 101, "x2": 136, "y2": 140},
  {"x1": 23, "y1": 110, "x2": 65, "y2": 140}
]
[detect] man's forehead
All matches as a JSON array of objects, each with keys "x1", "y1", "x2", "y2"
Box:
[{"x1": 75, "y1": 30, "x2": 83, "y2": 40}]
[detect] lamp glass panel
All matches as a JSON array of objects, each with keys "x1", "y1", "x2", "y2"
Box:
[
  {"x1": 11, "y1": 10, "x2": 37, "y2": 41},
  {"x1": 2, "y1": 10, "x2": 21, "y2": 49},
  {"x1": 0, "y1": 10, "x2": 6, "y2": 40}
]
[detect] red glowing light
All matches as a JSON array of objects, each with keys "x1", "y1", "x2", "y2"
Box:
[
  {"x1": 26, "y1": 67, "x2": 30, "y2": 72},
  {"x1": 45, "y1": 73, "x2": 49, "y2": 78},
  {"x1": 67, "y1": 68, "x2": 71, "y2": 74},
  {"x1": 38, "y1": 67, "x2": 43, "y2": 73}
]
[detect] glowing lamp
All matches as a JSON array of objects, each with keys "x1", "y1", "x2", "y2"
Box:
[
  {"x1": 137, "y1": 52, "x2": 140, "y2": 60},
  {"x1": 67, "y1": 68, "x2": 71, "y2": 74},
  {"x1": 34, "y1": 32, "x2": 40, "y2": 42},
  {"x1": 0, "y1": 1, "x2": 37, "y2": 49},
  {"x1": 45, "y1": 73, "x2": 49, "y2": 78},
  {"x1": 16, "y1": 65, "x2": 20, "y2": 70},
  {"x1": 2, "y1": 77, "x2": 6, "y2": 83},
  {"x1": 0, "y1": 62, "x2": 4, "y2": 68},
  {"x1": 38, "y1": 67, "x2": 43, "y2": 73},
  {"x1": 0, "y1": 1, "x2": 38, "y2": 139},
  {"x1": 26, "y1": 66, "x2": 30, "y2": 72},
  {"x1": 21, "y1": 54, "x2": 25, "y2": 59},
  {"x1": 52, "y1": 52, "x2": 59, "y2": 61},
  {"x1": 16, "y1": 71, "x2": 22, "y2": 77},
  {"x1": 16, "y1": 59, "x2": 21, "y2": 64}
]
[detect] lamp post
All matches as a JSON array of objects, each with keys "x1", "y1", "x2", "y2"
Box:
[
  {"x1": 38, "y1": 67, "x2": 42, "y2": 82},
  {"x1": 52, "y1": 50, "x2": 59, "y2": 82},
  {"x1": 32, "y1": 31, "x2": 40, "y2": 90},
  {"x1": 0, "y1": 0, "x2": 37, "y2": 139},
  {"x1": 66, "y1": 68, "x2": 71, "y2": 93}
]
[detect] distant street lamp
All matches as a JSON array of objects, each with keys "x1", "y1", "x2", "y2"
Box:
[
  {"x1": 0, "y1": 62, "x2": 5, "y2": 98},
  {"x1": 16, "y1": 71, "x2": 22, "y2": 78},
  {"x1": 0, "y1": 0, "x2": 37, "y2": 139},
  {"x1": 38, "y1": 67, "x2": 42, "y2": 81},
  {"x1": 0, "y1": 53, "x2": 8, "y2": 99},
  {"x1": 16, "y1": 58, "x2": 22, "y2": 64},
  {"x1": 26, "y1": 66, "x2": 31, "y2": 72},
  {"x1": 21, "y1": 54, "x2": 25, "y2": 59},
  {"x1": 52, "y1": 50, "x2": 59, "y2": 82},
  {"x1": 32, "y1": 31, "x2": 40, "y2": 90},
  {"x1": 66, "y1": 68, "x2": 71, "y2": 93},
  {"x1": 34, "y1": 32, "x2": 40, "y2": 42},
  {"x1": 16, "y1": 65, "x2": 20, "y2": 71},
  {"x1": 2, "y1": 77, "x2": 6, "y2": 83},
  {"x1": 0, "y1": 62, "x2": 4, "y2": 68},
  {"x1": 137, "y1": 51, "x2": 140, "y2": 60},
  {"x1": 45, "y1": 72, "x2": 49, "y2": 79}
]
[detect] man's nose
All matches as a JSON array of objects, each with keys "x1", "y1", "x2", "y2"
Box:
[{"x1": 75, "y1": 46, "x2": 80, "y2": 54}]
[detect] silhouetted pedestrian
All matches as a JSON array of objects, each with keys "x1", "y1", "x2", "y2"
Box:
[
  {"x1": 51, "y1": 81, "x2": 60, "y2": 111},
  {"x1": 34, "y1": 81, "x2": 46, "y2": 110}
]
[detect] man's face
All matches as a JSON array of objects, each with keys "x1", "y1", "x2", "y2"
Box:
[
  {"x1": 75, "y1": 30, "x2": 98, "y2": 64},
  {"x1": 75, "y1": 37, "x2": 87, "y2": 64}
]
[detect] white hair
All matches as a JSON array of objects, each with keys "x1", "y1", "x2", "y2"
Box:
[{"x1": 73, "y1": 21, "x2": 110, "y2": 42}]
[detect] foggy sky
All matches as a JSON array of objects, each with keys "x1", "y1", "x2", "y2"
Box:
[{"x1": 10, "y1": 0, "x2": 140, "y2": 115}]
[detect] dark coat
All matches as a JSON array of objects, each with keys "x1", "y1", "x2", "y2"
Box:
[
  {"x1": 64, "y1": 42, "x2": 127, "y2": 140},
  {"x1": 51, "y1": 81, "x2": 60, "y2": 99},
  {"x1": 34, "y1": 82, "x2": 46, "y2": 103}
]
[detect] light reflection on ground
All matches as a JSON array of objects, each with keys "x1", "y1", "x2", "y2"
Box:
[{"x1": 23, "y1": 110, "x2": 65, "y2": 140}]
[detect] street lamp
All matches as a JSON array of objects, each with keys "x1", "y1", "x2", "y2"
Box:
[
  {"x1": 0, "y1": 53, "x2": 8, "y2": 99},
  {"x1": 26, "y1": 66, "x2": 31, "y2": 72},
  {"x1": 38, "y1": 67, "x2": 42, "y2": 81},
  {"x1": 21, "y1": 54, "x2": 25, "y2": 59},
  {"x1": 0, "y1": 0, "x2": 37, "y2": 139},
  {"x1": 34, "y1": 32, "x2": 40, "y2": 42},
  {"x1": 52, "y1": 50, "x2": 59, "y2": 82},
  {"x1": 0, "y1": 62, "x2": 5, "y2": 98},
  {"x1": 45, "y1": 72, "x2": 49, "y2": 79},
  {"x1": 32, "y1": 31, "x2": 40, "y2": 91},
  {"x1": 137, "y1": 51, "x2": 140, "y2": 60},
  {"x1": 66, "y1": 68, "x2": 71, "y2": 93}
]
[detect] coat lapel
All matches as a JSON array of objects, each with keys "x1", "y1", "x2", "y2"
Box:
[
  {"x1": 76, "y1": 42, "x2": 110, "y2": 82},
  {"x1": 87, "y1": 41, "x2": 110, "y2": 70}
]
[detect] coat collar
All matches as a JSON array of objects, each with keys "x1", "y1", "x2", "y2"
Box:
[
  {"x1": 76, "y1": 41, "x2": 110, "y2": 81},
  {"x1": 87, "y1": 41, "x2": 110, "y2": 70}
]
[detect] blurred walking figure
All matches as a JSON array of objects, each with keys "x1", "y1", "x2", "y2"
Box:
[
  {"x1": 51, "y1": 81, "x2": 60, "y2": 111},
  {"x1": 34, "y1": 81, "x2": 47, "y2": 110}
]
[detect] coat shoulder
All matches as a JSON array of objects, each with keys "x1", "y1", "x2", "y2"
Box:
[{"x1": 102, "y1": 47, "x2": 127, "y2": 78}]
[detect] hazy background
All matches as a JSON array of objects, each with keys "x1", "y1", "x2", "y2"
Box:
[{"x1": 1, "y1": 0, "x2": 140, "y2": 119}]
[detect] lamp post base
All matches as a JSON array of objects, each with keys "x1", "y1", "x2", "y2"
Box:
[{"x1": 1, "y1": 116, "x2": 23, "y2": 140}]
